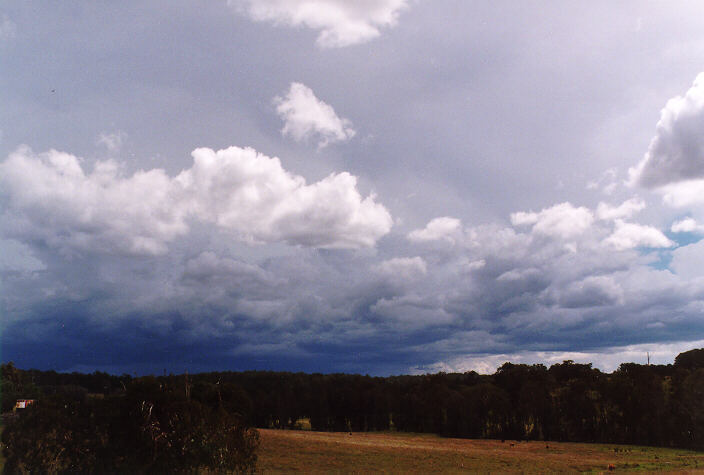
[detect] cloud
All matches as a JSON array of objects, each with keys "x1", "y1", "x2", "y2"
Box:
[
  {"x1": 6, "y1": 191, "x2": 704, "y2": 375},
  {"x1": 407, "y1": 217, "x2": 462, "y2": 243},
  {"x1": 603, "y1": 220, "x2": 674, "y2": 250},
  {"x1": 181, "y1": 147, "x2": 392, "y2": 248},
  {"x1": 0, "y1": 14, "x2": 16, "y2": 39},
  {"x1": 182, "y1": 251, "x2": 274, "y2": 285},
  {"x1": 557, "y1": 275, "x2": 624, "y2": 308},
  {"x1": 0, "y1": 145, "x2": 392, "y2": 255},
  {"x1": 671, "y1": 217, "x2": 704, "y2": 233},
  {"x1": 659, "y1": 179, "x2": 704, "y2": 207},
  {"x1": 372, "y1": 256, "x2": 427, "y2": 279},
  {"x1": 671, "y1": 240, "x2": 704, "y2": 279},
  {"x1": 96, "y1": 131, "x2": 127, "y2": 153},
  {"x1": 0, "y1": 147, "x2": 188, "y2": 255},
  {"x1": 596, "y1": 198, "x2": 645, "y2": 221},
  {"x1": 629, "y1": 72, "x2": 704, "y2": 188},
  {"x1": 586, "y1": 168, "x2": 618, "y2": 195},
  {"x1": 274, "y1": 82, "x2": 355, "y2": 148},
  {"x1": 411, "y1": 339, "x2": 704, "y2": 375},
  {"x1": 510, "y1": 202, "x2": 594, "y2": 239},
  {"x1": 230, "y1": 0, "x2": 409, "y2": 48},
  {"x1": 0, "y1": 239, "x2": 45, "y2": 272},
  {"x1": 371, "y1": 294, "x2": 455, "y2": 327}
]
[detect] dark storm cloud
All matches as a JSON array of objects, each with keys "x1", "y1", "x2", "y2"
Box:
[{"x1": 4, "y1": 1, "x2": 704, "y2": 375}]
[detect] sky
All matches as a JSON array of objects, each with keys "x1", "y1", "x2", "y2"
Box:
[{"x1": 3, "y1": 1, "x2": 704, "y2": 375}]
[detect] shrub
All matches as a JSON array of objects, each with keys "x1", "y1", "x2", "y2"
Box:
[{"x1": 1, "y1": 379, "x2": 259, "y2": 474}]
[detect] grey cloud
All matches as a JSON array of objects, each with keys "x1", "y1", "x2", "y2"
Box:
[
  {"x1": 556, "y1": 276, "x2": 624, "y2": 309},
  {"x1": 630, "y1": 72, "x2": 704, "y2": 188},
  {"x1": 671, "y1": 240, "x2": 704, "y2": 280},
  {"x1": 5, "y1": 2, "x2": 704, "y2": 375}
]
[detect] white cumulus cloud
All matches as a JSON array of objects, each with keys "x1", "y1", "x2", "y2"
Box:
[
  {"x1": 0, "y1": 145, "x2": 393, "y2": 255},
  {"x1": 0, "y1": 147, "x2": 189, "y2": 255},
  {"x1": 511, "y1": 202, "x2": 594, "y2": 239},
  {"x1": 659, "y1": 179, "x2": 704, "y2": 207},
  {"x1": 231, "y1": 0, "x2": 409, "y2": 48},
  {"x1": 629, "y1": 72, "x2": 704, "y2": 188},
  {"x1": 274, "y1": 82, "x2": 355, "y2": 148},
  {"x1": 671, "y1": 217, "x2": 704, "y2": 233},
  {"x1": 596, "y1": 198, "x2": 645, "y2": 221},
  {"x1": 407, "y1": 217, "x2": 462, "y2": 243},
  {"x1": 603, "y1": 220, "x2": 674, "y2": 250}
]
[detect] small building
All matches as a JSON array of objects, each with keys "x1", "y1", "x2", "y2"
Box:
[{"x1": 14, "y1": 399, "x2": 35, "y2": 410}]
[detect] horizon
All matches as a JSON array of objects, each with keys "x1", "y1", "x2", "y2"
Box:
[
  {"x1": 3, "y1": 346, "x2": 699, "y2": 378},
  {"x1": 3, "y1": 1, "x2": 704, "y2": 376}
]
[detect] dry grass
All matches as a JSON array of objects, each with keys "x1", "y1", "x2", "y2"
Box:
[{"x1": 256, "y1": 429, "x2": 704, "y2": 473}]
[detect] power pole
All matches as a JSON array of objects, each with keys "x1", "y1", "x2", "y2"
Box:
[{"x1": 647, "y1": 352, "x2": 650, "y2": 366}]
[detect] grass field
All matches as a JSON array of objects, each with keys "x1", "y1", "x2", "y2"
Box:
[{"x1": 256, "y1": 429, "x2": 704, "y2": 473}]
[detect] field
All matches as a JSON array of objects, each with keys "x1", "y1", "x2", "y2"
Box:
[{"x1": 256, "y1": 429, "x2": 704, "y2": 473}]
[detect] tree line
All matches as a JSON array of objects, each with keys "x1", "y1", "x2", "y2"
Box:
[
  {"x1": 2, "y1": 349, "x2": 704, "y2": 472},
  {"x1": 177, "y1": 350, "x2": 704, "y2": 449}
]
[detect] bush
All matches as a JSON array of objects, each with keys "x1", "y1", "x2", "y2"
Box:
[{"x1": 1, "y1": 379, "x2": 259, "y2": 474}]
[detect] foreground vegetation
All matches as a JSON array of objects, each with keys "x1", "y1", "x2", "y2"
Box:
[
  {"x1": 1, "y1": 376, "x2": 258, "y2": 473},
  {"x1": 257, "y1": 429, "x2": 704, "y2": 473},
  {"x1": 2, "y1": 349, "x2": 704, "y2": 472}
]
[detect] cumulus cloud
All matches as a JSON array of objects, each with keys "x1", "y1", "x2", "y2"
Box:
[
  {"x1": 671, "y1": 217, "x2": 704, "y2": 233},
  {"x1": 183, "y1": 251, "x2": 273, "y2": 284},
  {"x1": 371, "y1": 294, "x2": 455, "y2": 327},
  {"x1": 0, "y1": 145, "x2": 392, "y2": 255},
  {"x1": 659, "y1": 179, "x2": 704, "y2": 207},
  {"x1": 586, "y1": 168, "x2": 618, "y2": 195},
  {"x1": 629, "y1": 72, "x2": 704, "y2": 188},
  {"x1": 181, "y1": 147, "x2": 391, "y2": 248},
  {"x1": 671, "y1": 240, "x2": 704, "y2": 279},
  {"x1": 603, "y1": 220, "x2": 674, "y2": 250},
  {"x1": 230, "y1": 0, "x2": 409, "y2": 48},
  {"x1": 407, "y1": 217, "x2": 462, "y2": 243},
  {"x1": 372, "y1": 256, "x2": 427, "y2": 279},
  {"x1": 274, "y1": 82, "x2": 355, "y2": 148},
  {"x1": 510, "y1": 202, "x2": 594, "y2": 239},
  {"x1": 7, "y1": 190, "x2": 704, "y2": 374},
  {"x1": 96, "y1": 131, "x2": 127, "y2": 153},
  {"x1": 596, "y1": 198, "x2": 645, "y2": 221},
  {"x1": 0, "y1": 147, "x2": 189, "y2": 255},
  {"x1": 557, "y1": 275, "x2": 624, "y2": 308}
]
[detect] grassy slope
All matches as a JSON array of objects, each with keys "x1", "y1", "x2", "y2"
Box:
[{"x1": 256, "y1": 429, "x2": 704, "y2": 473}]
